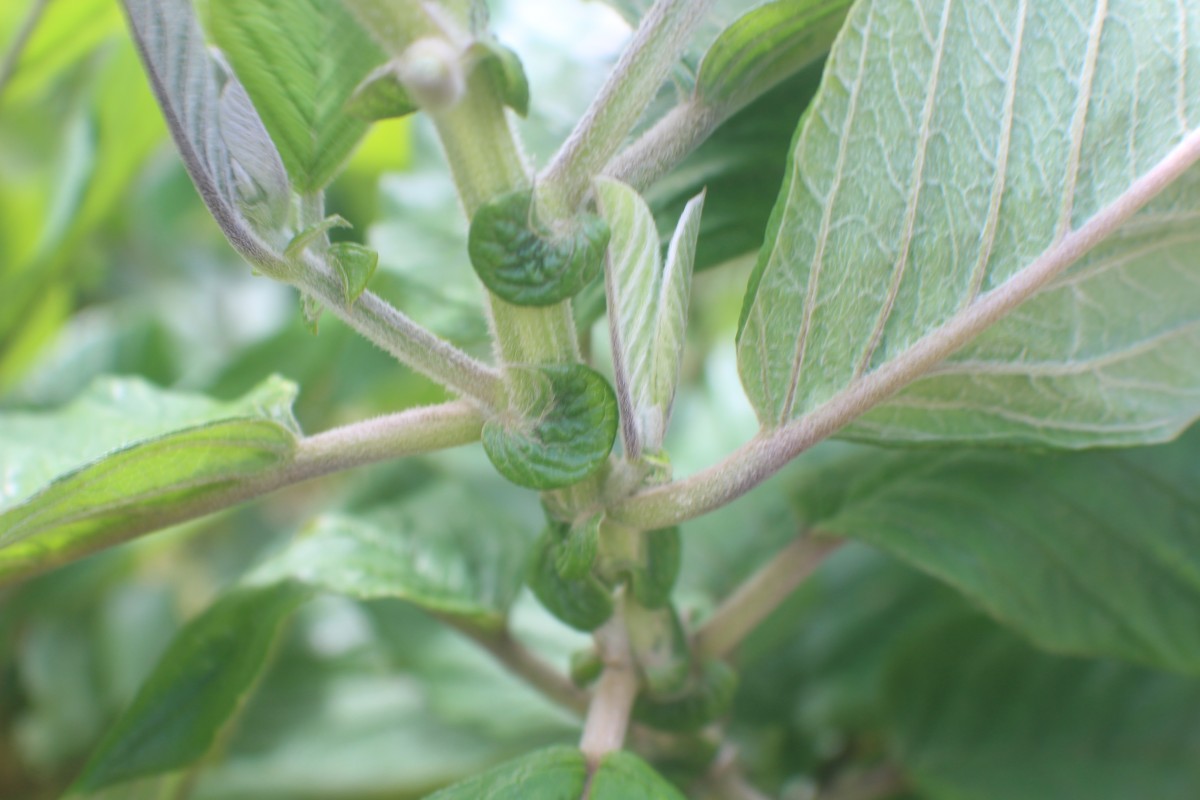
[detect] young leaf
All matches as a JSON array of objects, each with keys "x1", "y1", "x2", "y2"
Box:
[
  {"x1": 207, "y1": 0, "x2": 387, "y2": 192},
  {"x1": 792, "y1": 426, "x2": 1200, "y2": 676},
  {"x1": 329, "y1": 242, "x2": 380, "y2": 304},
  {"x1": 0, "y1": 376, "x2": 299, "y2": 584},
  {"x1": 528, "y1": 526, "x2": 614, "y2": 632},
  {"x1": 252, "y1": 485, "x2": 533, "y2": 630},
  {"x1": 597, "y1": 177, "x2": 702, "y2": 456},
  {"x1": 468, "y1": 188, "x2": 611, "y2": 307},
  {"x1": 467, "y1": 39, "x2": 530, "y2": 117},
  {"x1": 695, "y1": 0, "x2": 850, "y2": 113},
  {"x1": 738, "y1": 0, "x2": 1200, "y2": 447},
  {"x1": 284, "y1": 215, "x2": 352, "y2": 261},
  {"x1": 482, "y1": 364, "x2": 618, "y2": 490},
  {"x1": 216, "y1": 64, "x2": 291, "y2": 237},
  {"x1": 73, "y1": 581, "x2": 312, "y2": 793},
  {"x1": 887, "y1": 616, "x2": 1200, "y2": 800},
  {"x1": 423, "y1": 746, "x2": 587, "y2": 799}
]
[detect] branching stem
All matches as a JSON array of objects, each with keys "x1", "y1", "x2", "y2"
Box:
[
  {"x1": 579, "y1": 605, "x2": 639, "y2": 766},
  {"x1": 696, "y1": 534, "x2": 843, "y2": 660},
  {"x1": 610, "y1": 126, "x2": 1200, "y2": 530},
  {"x1": 539, "y1": 0, "x2": 715, "y2": 214}
]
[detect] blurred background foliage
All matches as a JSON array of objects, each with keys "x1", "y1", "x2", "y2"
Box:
[{"x1": 2, "y1": 2, "x2": 1198, "y2": 799}]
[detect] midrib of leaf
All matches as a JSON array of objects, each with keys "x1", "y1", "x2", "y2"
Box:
[{"x1": 778, "y1": 2, "x2": 876, "y2": 423}]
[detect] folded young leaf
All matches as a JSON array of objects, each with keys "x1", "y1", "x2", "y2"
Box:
[
  {"x1": 251, "y1": 485, "x2": 533, "y2": 630},
  {"x1": 792, "y1": 427, "x2": 1200, "y2": 677},
  {"x1": 887, "y1": 616, "x2": 1200, "y2": 800},
  {"x1": 0, "y1": 376, "x2": 299, "y2": 584},
  {"x1": 598, "y1": 177, "x2": 702, "y2": 456},
  {"x1": 72, "y1": 581, "x2": 313, "y2": 793},
  {"x1": 739, "y1": 0, "x2": 1200, "y2": 447},
  {"x1": 208, "y1": 0, "x2": 386, "y2": 192}
]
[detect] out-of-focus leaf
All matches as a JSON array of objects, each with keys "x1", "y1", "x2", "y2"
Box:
[
  {"x1": 791, "y1": 427, "x2": 1200, "y2": 676},
  {"x1": 423, "y1": 745, "x2": 587, "y2": 799},
  {"x1": 739, "y1": 0, "x2": 1200, "y2": 446},
  {"x1": 0, "y1": 0, "x2": 121, "y2": 103},
  {"x1": 696, "y1": 0, "x2": 849, "y2": 112},
  {"x1": 208, "y1": 0, "x2": 386, "y2": 192},
  {"x1": 590, "y1": 751, "x2": 687, "y2": 799},
  {"x1": 0, "y1": 376, "x2": 300, "y2": 583},
  {"x1": 73, "y1": 581, "x2": 312, "y2": 793},
  {"x1": 254, "y1": 485, "x2": 534, "y2": 629},
  {"x1": 887, "y1": 616, "x2": 1200, "y2": 800}
]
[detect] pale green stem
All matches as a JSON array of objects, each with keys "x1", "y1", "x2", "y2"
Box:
[
  {"x1": 430, "y1": 70, "x2": 579, "y2": 368},
  {"x1": 603, "y1": 98, "x2": 724, "y2": 191},
  {"x1": 695, "y1": 534, "x2": 843, "y2": 660},
  {"x1": 0, "y1": 402, "x2": 484, "y2": 586},
  {"x1": 0, "y1": 0, "x2": 50, "y2": 99},
  {"x1": 610, "y1": 126, "x2": 1200, "y2": 530},
  {"x1": 539, "y1": 0, "x2": 715, "y2": 214},
  {"x1": 580, "y1": 600, "x2": 639, "y2": 766}
]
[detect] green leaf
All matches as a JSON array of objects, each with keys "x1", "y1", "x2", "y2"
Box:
[
  {"x1": 792, "y1": 427, "x2": 1200, "y2": 676},
  {"x1": 73, "y1": 581, "x2": 312, "y2": 792},
  {"x1": 632, "y1": 659, "x2": 738, "y2": 733},
  {"x1": 554, "y1": 513, "x2": 601, "y2": 581},
  {"x1": 253, "y1": 485, "x2": 533, "y2": 629},
  {"x1": 590, "y1": 751, "x2": 687, "y2": 800},
  {"x1": 887, "y1": 616, "x2": 1200, "y2": 800},
  {"x1": 423, "y1": 745, "x2": 587, "y2": 799},
  {"x1": 0, "y1": 377, "x2": 300, "y2": 584},
  {"x1": 696, "y1": 0, "x2": 851, "y2": 112},
  {"x1": 208, "y1": 0, "x2": 387, "y2": 192},
  {"x1": 468, "y1": 188, "x2": 611, "y2": 307},
  {"x1": 469, "y1": 40, "x2": 531, "y2": 117},
  {"x1": 345, "y1": 61, "x2": 419, "y2": 121},
  {"x1": 216, "y1": 66, "x2": 291, "y2": 237},
  {"x1": 528, "y1": 527, "x2": 614, "y2": 632},
  {"x1": 597, "y1": 177, "x2": 702, "y2": 456},
  {"x1": 283, "y1": 214, "x2": 352, "y2": 260},
  {"x1": 739, "y1": 0, "x2": 1200, "y2": 446},
  {"x1": 330, "y1": 242, "x2": 380, "y2": 304},
  {"x1": 482, "y1": 364, "x2": 618, "y2": 490},
  {"x1": 628, "y1": 526, "x2": 682, "y2": 610}
]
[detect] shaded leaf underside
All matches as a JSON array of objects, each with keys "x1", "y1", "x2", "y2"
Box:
[{"x1": 739, "y1": 0, "x2": 1200, "y2": 447}]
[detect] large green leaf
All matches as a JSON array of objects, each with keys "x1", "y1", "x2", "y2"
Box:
[
  {"x1": 0, "y1": 376, "x2": 300, "y2": 583},
  {"x1": 792, "y1": 428, "x2": 1200, "y2": 676},
  {"x1": 253, "y1": 485, "x2": 534, "y2": 629},
  {"x1": 739, "y1": 0, "x2": 1200, "y2": 447},
  {"x1": 887, "y1": 616, "x2": 1200, "y2": 800},
  {"x1": 208, "y1": 0, "x2": 386, "y2": 192},
  {"x1": 597, "y1": 177, "x2": 703, "y2": 455},
  {"x1": 72, "y1": 581, "x2": 312, "y2": 793}
]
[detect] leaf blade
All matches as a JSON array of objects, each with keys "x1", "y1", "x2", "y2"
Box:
[{"x1": 739, "y1": 0, "x2": 1200, "y2": 446}]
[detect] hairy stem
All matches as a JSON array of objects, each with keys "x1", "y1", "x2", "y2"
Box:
[
  {"x1": 539, "y1": 0, "x2": 714, "y2": 214},
  {"x1": 696, "y1": 534, "x2": 843, "y2": 660},
  {"x1": 602, "y1": 99, "x2": 723, "y2": 192},
  {"x1": 579, "y1": 607, "x2": 639, "y2": 766},
  {"x1": 610, "y1": 126, "x2": 1200, "y2": 530},
  {"x1": 0, "y1": 0, "x2": 50, "y2": 99},
  {"x1": 294, "y1": 257, "x2": 504, "y2": 408},
  {"x1": 438, "y1": 618, "x2": 589, "y2": 716},
  {"x1": 0, "y1": 402, "x2": 483, "y2": 586}
]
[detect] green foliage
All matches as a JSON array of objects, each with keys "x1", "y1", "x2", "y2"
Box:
[
  {"x1": 0, "y1": 377, "x2": 299, "y2": 583},
  {"x1": 4, "y1": 0, "x2": 1200, "y2": 798},
  {"x1": 207, "y1": 0, "x2": 386, "y2": 192},
  {"x1": 468, "y1": 188, "x2": 611, "y2": 307},
  {"x1": 739, "y1": 0, "x2": 1200, "y2": 446},
  {"x1": 74, "y1": 581, "x2": 312, "y2": 792},
  {"x1": 482, "y1": 364, "x2": 618, "y2": 490}
]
